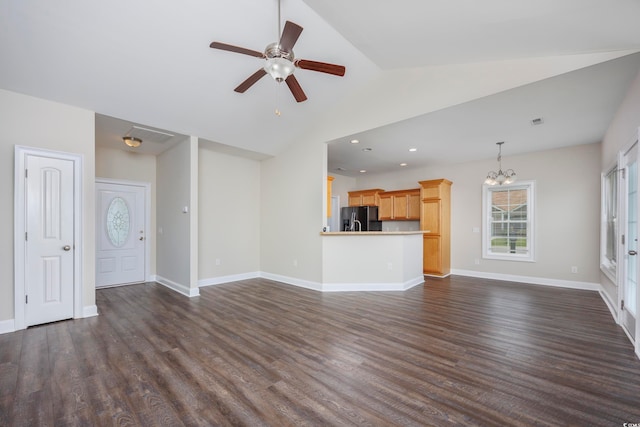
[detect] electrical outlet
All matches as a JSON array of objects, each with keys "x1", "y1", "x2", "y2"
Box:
[
  {"x1": 571, "y1": 266, "x2": 578, "y2": 274},
  {"x1": 293, "y1": 259, "x2": 298, "y2": 267},
  {"x1": 215, "y1": 258, "x2": 221, "y2": 266},
  {"x1": 474, "y1": 259, "x2": 480, "y2": 265},
  {"x1": 387, "y1": 262, "x2": 393, "y2": 270}
]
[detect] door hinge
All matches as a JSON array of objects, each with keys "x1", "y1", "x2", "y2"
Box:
[
  {"x1": 622, "y1": 234, "x2": 625, "y2": 245},
  {"x1": 621, "y1": 299, "x2": 625, "y2": 310},
  {"x1": 25, "y1": 232, "x2": 27, "y2": 241},
  {"x1": 25, "y1": 295, "x2": 28, "y2": 304},
  {"x1": 25, "y1": 169, "x2": 28, "y2": 178},
  {"x1": 622, "y1": 168, "x2": 626, "y2": 179}
]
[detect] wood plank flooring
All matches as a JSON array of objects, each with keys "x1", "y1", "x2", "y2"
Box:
[{"x1": 2, "y1": 276, "x2": 640, "y2": 426}]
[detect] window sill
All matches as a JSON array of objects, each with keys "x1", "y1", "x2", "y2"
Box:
[{"x1": 483, "y1": 254, "x2": 536, "y2": 263}]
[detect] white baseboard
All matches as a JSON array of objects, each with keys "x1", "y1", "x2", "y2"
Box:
[
  {"x1": 82, "y1": 305, "x2": 99, "y2": 318},
  {"x1": 259, "y1": 272, "x2": 323, "y2": 291},
  {"x1": 258, "y1": 272, "x2": 424, "y2": 292},
  {"x1": 599, "y1": 289, "x2": 618, "y2": 323},
  {"x1": 322, "y1": 276, "x2": 424, "y2": 292},
  {"x1": 155, "y1": 275, "x2": 200, "y2": 297},
  {"x1": 198, "y1": 272, "x2": 260, "y2": 288},
  {"x1": 0, "y1": 319, "x2": 15, "y2": 335},
  {"x1": 451, "y1": 269, "x2": 601, "y2": 291}
]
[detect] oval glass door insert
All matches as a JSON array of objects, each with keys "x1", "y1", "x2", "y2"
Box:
[{"x1": 106, "y1": 197, "x2": 130, "y2": 247}]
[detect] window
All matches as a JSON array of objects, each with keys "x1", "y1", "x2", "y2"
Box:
[
  {"x1": 601, "y1": 164, "x2": 619, "y2": 282},
  {"x1": 482, "y1": 181, "x2": 535, "y2": 261}
]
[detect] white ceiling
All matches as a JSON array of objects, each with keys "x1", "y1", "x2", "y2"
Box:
[{"x1": 2, "y1": 0, "x2": 640, "y2": 174}]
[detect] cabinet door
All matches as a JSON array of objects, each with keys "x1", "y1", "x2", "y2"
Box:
[
  {"x1": 422, "y1": 199, "x2": 441, "y2": 234},
  {"x1": 407, "y1": 192, "x2": 421, "y2": 220},
  {"x1": 348, "y1": 195, "x2": 361, "y2": 207},
  {"x1": 378, "y1": 195, "x2": 393, "y2": 220},
  {"x1": 394, "y1": 195, "x2": 408, "y2": 219},
  {"x1": 423, "y1": 235, "x2": 442, "y2": 275},
  {"x1": 361, "y1": 193, "x2": 377, "y2": 206},
  {"x1": 327, "y1": 176, "x2": 334, "y2": 217}
]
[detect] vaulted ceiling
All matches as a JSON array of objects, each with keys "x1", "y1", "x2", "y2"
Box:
[{"x1": 2, "y1": 0, "x2": 640, "y2": 174}]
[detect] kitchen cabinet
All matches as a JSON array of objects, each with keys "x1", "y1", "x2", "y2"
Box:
[
  {"x1": 348, "y1": 189, "x2": 384, "y2": 207},
  {"x1": 419, "y1": 179, "x2": 452, "y2": 277},
  {"x1": 327, "y1": 176, "x2": 334, "y2": 217},
  {"x1": 378, "y1": 189, "x2": 421, "y2": 220}
]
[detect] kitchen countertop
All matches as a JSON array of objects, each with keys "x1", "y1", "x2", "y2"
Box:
[{"x1": 320, "y1": 231, "x2": 428, "y2": 235}]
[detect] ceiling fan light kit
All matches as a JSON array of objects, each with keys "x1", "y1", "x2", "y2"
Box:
[
  {"x1": 264, "y1": 57, "x2": 295, "y2": 81},
  {"x1": 484, "y1": 142, "x2": 516, "y2": 185},
  {"x1": 209, "y1": 2, "x2": 345, "y2": 103}
]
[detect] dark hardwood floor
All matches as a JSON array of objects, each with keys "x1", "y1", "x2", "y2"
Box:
[{"x1": 2, "y1": 276, "x2": 640, "y2": 426}]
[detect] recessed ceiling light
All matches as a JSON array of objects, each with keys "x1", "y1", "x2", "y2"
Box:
[
  {"x1": 335, "y1": 167, "x2": 346, "y2": 171},
  {"x1": 531, "y1": 117, "x2": 544, "y2": 126},
  {"x1": 409, "y1": 148, "x2": 417, "y2": 152},
  {"x1": 400, "y1": 163, "x2": 408, "y2": 167},
  {"x1": 362, "y1": 148, "x2": 372, "y2": 152},
  {"x1": 350, "y1": 139, "x2": 359, "y2": 144},
  {"x1": 359, "y1": 170, "x2": 367, "y2": 173}
]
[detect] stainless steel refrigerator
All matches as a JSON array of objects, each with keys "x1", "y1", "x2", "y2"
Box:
[{"x1": 340, "y1": 206, "x2": 382, "y2": 231}]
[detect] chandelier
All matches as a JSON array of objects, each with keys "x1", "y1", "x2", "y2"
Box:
[{"x1": 484, "y1": 142, "x2": 516, "y2": 185}]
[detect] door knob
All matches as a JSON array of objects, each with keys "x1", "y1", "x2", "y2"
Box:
[
  {"x1": 629, "y1": 250, "x2": 637, "y2": 256},
  {"x1": 63, "y1": 245, "x2": 71, "y2": 251},
  {"x1": 139, "y1": 236, "x2": 144, "y2": 241}
]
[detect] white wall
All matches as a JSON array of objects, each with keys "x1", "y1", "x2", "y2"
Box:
[
  {"x1": 198, "y1": 145, "x2": 261, "y2": 282},
  {"x1": 329, "y1": 173, "x2": 356, "y2": 209},
  {"x1": 352, "y1": 143, "x2": 601, "y2": 285},
  {"x1": 156, "y1": 138, "x2": 197, "y2": 294},
  {"x1": 0, "y1": 89, "x2": 96, "y2": 322},
  {"x1": 601, "y1": 68, "x2": 640, "y2": 302},
  {"x1": 95, "y1": 146, "x2": 157, "y2": 276},
  {"x1": 261, "y1": 139, "x2": 326, "y2": 285}
]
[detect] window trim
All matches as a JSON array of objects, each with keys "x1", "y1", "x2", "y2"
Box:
[
  {"x1": 482, "y1": 180, "x2": 536, "y2": 262},
  {"x1": 600, "y1": 161, "x2": 619, "y2": 284}
]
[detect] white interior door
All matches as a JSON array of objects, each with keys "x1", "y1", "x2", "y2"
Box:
[
  {"x1": 96, "y1": 180, "x2": 146, "y2": 287},
  {"x1": 622, "y1": 143, "x2": 637, "y2": 339},
  {"x1": 25, "y1": 154, "x2": 75, "y2": 326}
]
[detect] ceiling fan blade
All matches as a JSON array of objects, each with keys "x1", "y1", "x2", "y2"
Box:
[
  {"x1": 234, "y1": 69, "x2": 268, "y2": 93},
  {"x1": 279, "y1": 21, "x2": 303, "y2": 53},
  {"x1": 295, "y1": 59, "x2": 346, "y2": 76},
  {"x1": 210, "y1": 42, "x2": 265, "y2": 58},
  {"x1": 285, "y1": 75, "x2": 307, "y2": 102}
]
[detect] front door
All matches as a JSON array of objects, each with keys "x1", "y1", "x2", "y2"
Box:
[
  {"x1": 25, "y1": 154, "x2": 75, "y2": 326},
  {"x1": 96, "y1": 180, "x2": 147, "y2": 287},
  {"x1": 622, "y1": 143, "x2": 638, "y2": 338}
]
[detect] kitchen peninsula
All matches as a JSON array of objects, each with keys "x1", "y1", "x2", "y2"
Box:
[
  {"x1": 320, "y1": 231, "x2": 425, "y2": 291},
  {"x1": 323, "y1": 178, "x2": 452, "y2": 289}
]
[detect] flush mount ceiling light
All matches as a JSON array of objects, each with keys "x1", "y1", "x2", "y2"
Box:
[
  {"x1": 409, "y1": 148, "x2": 417, "y2": 152},
  {"x1": 484, "y1": 141, "x2": 516, "y2": 185},
  {"x1": 123, "y1": 136, "x2": 142, "y2": 148}
]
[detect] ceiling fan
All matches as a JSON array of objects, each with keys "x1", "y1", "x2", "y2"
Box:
[{"x1": 209, "y1": 3, "x2": 345, "y2": 103}]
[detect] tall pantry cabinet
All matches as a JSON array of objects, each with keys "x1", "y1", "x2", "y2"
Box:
[{"x1": 419, "y1": 179, "x2": 452, "y2": 277}]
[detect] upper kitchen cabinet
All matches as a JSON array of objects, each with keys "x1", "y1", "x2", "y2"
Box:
[
  {"x1": 348, "y1": 189, "x2": 384, "y2": 207},
  {"x1": 378, "y1": 189, "x2": 421, "y2": 220},
  {"x1": 419, "y1": 179, "x2": 452, "y2": 277}
]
